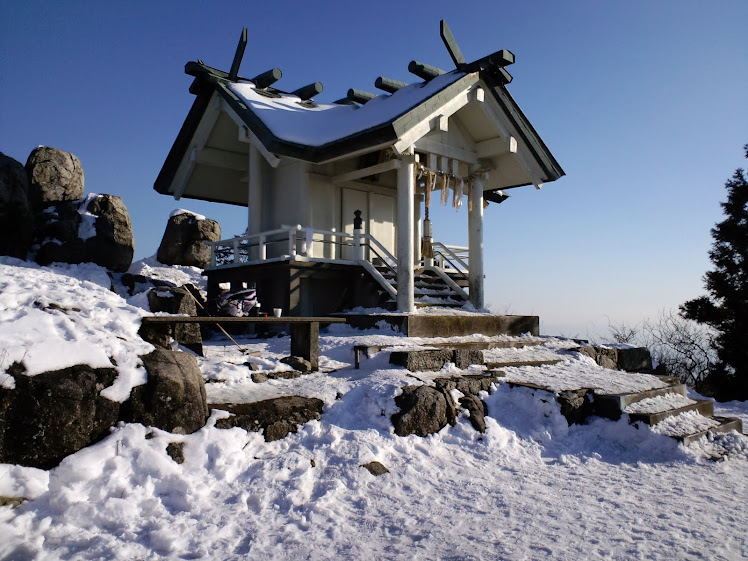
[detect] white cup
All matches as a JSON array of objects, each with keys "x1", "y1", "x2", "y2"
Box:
[{"x1": 273, "y1": 308, "x2": 282, "y2": 317}]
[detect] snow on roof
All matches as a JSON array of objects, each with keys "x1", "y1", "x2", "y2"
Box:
[{"x1": 229, "y1": 71, "x2": 465, "y2": 147}]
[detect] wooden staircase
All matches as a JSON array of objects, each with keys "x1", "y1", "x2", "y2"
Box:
[{"x1": 372, "y1": 266, "x2": 469, "y2": 309}]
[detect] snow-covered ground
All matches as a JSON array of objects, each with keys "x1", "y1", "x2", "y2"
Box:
[{"x1": 1, "y1": 258, "x2": 747, "y2": 560}]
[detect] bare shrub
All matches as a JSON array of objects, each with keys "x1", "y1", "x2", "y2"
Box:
[{"x1": 605, "y1": 310, "x2": 718, "y2": 388}]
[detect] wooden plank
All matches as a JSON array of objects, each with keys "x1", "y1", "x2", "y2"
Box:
[
  {"x1": 415, "y1": 137, "x2": 479, "y2": 165},
  {"x1": 332, "y1": 159, "x2": 401, "y2": 184},
  {"x1": 192, "y1": 147, "x2": 247, "y2": 171}
]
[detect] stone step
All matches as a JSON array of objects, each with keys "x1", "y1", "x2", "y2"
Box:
[
  {"x1": 485, "y1": 359, "x2": 564, "y2": 369},
  {"x1": 593, "y1": 384, "x2": 688, "y2": 419},
  {"x1": 627, "y1": 399, "x2": 714, "y2": 425},
  {"x1": 680, "y1": 416, "x2": 743, "y2": 445}
]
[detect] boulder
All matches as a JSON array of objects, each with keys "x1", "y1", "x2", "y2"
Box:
[
  {"x1": 213, "y1": 396, "x2": 324, "y2": 442},
  {"x1": 556, "y1": 389, "x2": 593, "y2": 425},
  {"x1": 0, "y1": 152, "x2": 34, "y2": 258},
  {"x1": 391, "y1": 385, "x2": 456, "y2": 437},
  {"x1": 576, "y1": 346, "x2": 653, "y2": 372},
  {"x1": 146, "y1": 287, "x2": 202, "y2": 354},
  {"x1": 360, "y1": 461, "x2": 389, "y2": 476},
  {"x1": 280, "y1": 356, "x2": 313, "y2": 374},
  {"x1": 434, "y1": 373, "x2": 500, "y2": 396},
  {"x1": 0, "y1": 363, "x2": 120, "y2": 469},
  {"x1": 82, "y1": 194, "x2": 134, "y2": 272},
  {"x1": 157, "y1": 212, "x2": 221, "y2": 268},
  {"x1": 34, "y1": 195, "x2": 135, "y2": 272},
  {"x1": 25, "y1": 146, "x2": 84, "y2": 208},
  {"x1": 459, "y1": 394, "x2": 488, "y2": 433},
  {"x1": 123, "y1": 350, "x2": 209, "y2": 434}
]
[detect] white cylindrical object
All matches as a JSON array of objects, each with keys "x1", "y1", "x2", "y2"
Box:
[{"x1": 273, "y1": 308, "x2": 282, "y2": 317}]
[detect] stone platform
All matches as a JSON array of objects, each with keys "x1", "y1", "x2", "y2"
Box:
[{"x1": 339, "y1": 313, "x2": 539, "y2": 337}]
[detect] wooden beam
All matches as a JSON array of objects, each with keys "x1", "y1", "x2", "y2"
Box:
[
  {"x1": 221, "y1": 99, "x2": 280, "y2": 168},
  {"x1": 172, "y1": 94, "x2": 222, "y2": 199},
  {"x1": 332, "y1": 159, "x2": 401, "y2": 184},
  {"x1": 347, "y1": 88, "x2": 377, "y2": 104},
  {"x1": 252, "y1": 68, "x2": 282, "y2": 89},
  {"x1": 415, "y1": 137, "x2": 479, "y2": 165},
  {"x1": 292, "y1": 82, "x2": 323, "y2": 100},
  {"x1": 228, "y1": 28, "x2": 248, "y2": 82},
  {"x1": 192, "y1": 147, "x2": 247, "y2": 171},
  {"x1": 392, "y1": 75, "x2": 479, "y2": 154},
  {"x1": 475, "y1": 136, "x2": 517, "y2": 158},
  {"x1": 375, "y1": 77, "x2": 408, "y2": 94},
  {"x1": 408, "y1": 60, "x2": 446, "y2": 81},
  {"x1": 436, "y1": 114, "x2": 449, "y2": 132},
  {"x1": 440, "y1": 20, "x2": 466, "y2": 67}
]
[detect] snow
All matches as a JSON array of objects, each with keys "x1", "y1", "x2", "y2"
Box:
[
  {"x1": 127, "y1": 255, "x2": 207, "y2": 294},
  {"x1": 0, "y1": 257, "x2": 152, "y2": 400},
  {"x1": 624, "y1": 393, "x2": 696, "y2": 414},
  {"x1": 651, "y1": 410, "x2": 721, "y2": 438},
  {"x1": 1, "y1": 258, "x2": 747, "y2": 560},
  {"x1": 76, "y1": 193, "x2": 100, "y2": 240},
  {"x1": 170, "y1": 208, "x2": 206, "y2": 221},
  {"x1": 230, "y1": 71, "x2": 465, "y2": 147}
]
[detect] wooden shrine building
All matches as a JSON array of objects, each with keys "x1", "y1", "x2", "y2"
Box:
[{"x1": 154, "y1": 22, "x2": 564, "y2": 317}]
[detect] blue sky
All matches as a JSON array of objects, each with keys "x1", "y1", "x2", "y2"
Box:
[{"x1": 2, "y1": 1, "x2": 746, "y2": 337}]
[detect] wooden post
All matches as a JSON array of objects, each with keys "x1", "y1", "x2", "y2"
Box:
[
  {"x1": 397, "y1": 150, "x2": 416, "y2": 312},
  {"x1": 468, "y1": 174, "x2": 485, "y2": 309},
  {"x1": 249, "y1": 144, "x2": 262, "y2": 260},
  {"x1": 353, "y1": 210, "x2": 364, "y2": 261}
]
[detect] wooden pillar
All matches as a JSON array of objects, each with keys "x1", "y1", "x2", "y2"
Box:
[
  {"x1": 468, "y1": 175, "x2": 485, "y2": 309},
  {"x1": 413, "y1": 194, "x2": 422, "y2": 267},
  {"x1": 397, "y1": 150, "x2": 416, "y2": 312},
  {"x1": 248, "y1": 145, "x2": 262, "y2": 233}
]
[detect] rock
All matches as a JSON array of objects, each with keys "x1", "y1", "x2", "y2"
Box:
[
  {"x1": 616, "y1": 347, "x2": 653, "y2": 373},
  {"x1": 458, "y1": 394, "x2": 488, "y2": 433},
  {"x1": 360, "y1": 461, "x2": 389, "y2": 476},
  {"x1": 166, "y1": 442, "x2": 185, "y2": 464},
  {"x1": 0, "y1": 152, "x2": 34, "y2": 258},
  {"x1": 453, "y1": 349, "x2": 484, "y2": 369},
  {"x1": 434, "y1": 373, "x2": 500, "y2": 396},
  {"x1": 576, "y1": 346, "x2": 653, "y2": 372},
  {"x1": 83, "y1": 194, "x2": 134, "y2": 272},
  {"x1": 117, "y1": 273, "x2": 176, "y2": 297},
  {"x1": 280, "y1": 356, "x2": 313, "y2": 374},
  {"x1": 390, "y1": 349, "x2": 484, "y2": 371},
  {"x1": 25, "y1": 146, "x2": 84, "y2": 208},
  {"x1": 389, "y1": 350, "x2": 453, "y2": 371},
  {"x1": 123, "y1": 350, "x2": 209, "y2": 434},
  {"x1": 0, "y1": 363, "x2": 120, "y2": 469},
  {"x1": 146, "y1": 287, "x2": 202, "y2": 355},
  {"x1": 251, "y1": 372, "x2": 268, "y2": 383},
  {"x1": 556, "y1": 389, "x2": 593, "y2": 425},
  {"x1": 213, "y1": 396, "x2": 324, "y2": 442},
  {"x1": 391, "y1": 385, "x2": 455, "y2": 437},
  {"x1": 156, "y1": 212, "x2": 221, "y2": 268},
  {"x1": 33, "y1": 195, "x2": 135, "y2": 272},
  {"x1": 34, "y1": 201, "x2": 83, "y2": 266}
]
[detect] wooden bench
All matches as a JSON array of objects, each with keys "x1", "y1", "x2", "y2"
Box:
[{"x1": 140, "y1": 316, "x2": 347, "y2": 371}]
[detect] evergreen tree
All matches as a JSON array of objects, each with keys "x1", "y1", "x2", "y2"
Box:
[{"x1": 681, "y1": 144, "x2": 748, "y2": 400}]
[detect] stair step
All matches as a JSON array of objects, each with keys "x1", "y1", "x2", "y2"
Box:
[
  {"x1": 486, "y1": 359, "x2": 564, "y2": 369},
  {"x1": 594, "y1": 384, "x2": 688, "y2": 418},
  {"x1": 627, "y1": 399, "x2": 714, "y2": 425},
  {"x1": 680, "y1": 416, "x2": 744, "y2": 445},
  {"x1": 650, "y1": 411, "x2": 743, "y2": 444}
]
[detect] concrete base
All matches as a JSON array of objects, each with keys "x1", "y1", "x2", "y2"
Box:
[{"x1": 341, "y1": 314, "x2": 539, "y2": 337}]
